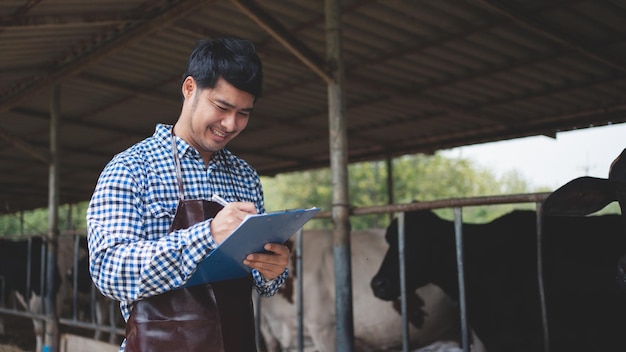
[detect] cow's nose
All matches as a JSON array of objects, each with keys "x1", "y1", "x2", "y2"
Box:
[{"x1": 370, "y1": 276, "x2": 392, "y2": 300}]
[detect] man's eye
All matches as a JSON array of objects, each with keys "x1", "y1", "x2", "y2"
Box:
[{"x1": 215, "y1": 104, "x2": 227, "y2": 111}]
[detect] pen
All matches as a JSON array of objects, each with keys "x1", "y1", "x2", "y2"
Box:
[{"x1": 211, "y1": 194, "x2": 230, "y2": 207}]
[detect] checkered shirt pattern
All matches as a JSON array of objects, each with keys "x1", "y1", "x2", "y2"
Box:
[{"x1": 87, "y1": 124, "x2": 287, "y2": 350}]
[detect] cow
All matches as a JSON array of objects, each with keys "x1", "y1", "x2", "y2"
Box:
[
  {"x1": 370, "y1": 208, "x2": 626, "y2": 352},
  {"x1": 259, "y1": 229, "x2": 463, "y2": 352},
  {"x1": 0, "y1": 236, "x2": 61, "y2": 352}
]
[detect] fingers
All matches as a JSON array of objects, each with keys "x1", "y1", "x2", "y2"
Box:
[
  {"x1": 210, "y1": 202, "x2": 257, "y2": 244},
  {"x1": 209, "y1": 205, "x2": 291, "y2": 280},
  {"x1": 244, "y1": 243, "x2": 290, "y2": 280}
]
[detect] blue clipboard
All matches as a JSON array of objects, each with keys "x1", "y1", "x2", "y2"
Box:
[{"x1": 181, "y1": 207, "x2": 320, "y2": 287}]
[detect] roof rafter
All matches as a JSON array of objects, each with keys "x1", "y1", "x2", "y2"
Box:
[
  {"x1": 0, "y1": 0, "x2": 217, "y2": 162},
  {"x1": 477, "y1": 0, "x2": 626, "y2": 74},
  {"x1": 230, "y1": 0, "x2": 331, "y2": 83}
]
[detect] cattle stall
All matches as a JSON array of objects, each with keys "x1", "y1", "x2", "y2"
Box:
[
  {"x1": 360, "y1": 193, "x2": 551, "y2": 352},
  {"x1": 0, "y1": 236, "x2": 55, "y2": 352},
  {"x1": 0, "y1": 231, "x2": 125, "y2": 351},
  {"x1": 269, "y1": 192, "x2": 565, "y2": 352},
  {"x1": 367, "y1": 191, "x2": 626, "y2": 352}
]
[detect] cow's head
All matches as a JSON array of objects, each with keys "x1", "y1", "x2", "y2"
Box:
[{"x1": 371, "y1": 210, "x2": 451, "y2": 302}]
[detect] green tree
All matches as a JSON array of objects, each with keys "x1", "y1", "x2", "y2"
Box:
[
  {"x1": 262, "y1": 152, "x2": 544, "y2": 230},
  {"x1": 0, "y1": 203, "x2": 89, "y2": 238}
]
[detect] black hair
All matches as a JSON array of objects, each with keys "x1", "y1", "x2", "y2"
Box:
[{"x1": 182, "y1": 37, "x2": 263, "y2": 98}]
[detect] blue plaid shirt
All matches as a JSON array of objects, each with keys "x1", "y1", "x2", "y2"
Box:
[{"x1": 87, "y1": 124, "x2": 287, "y2": 345}]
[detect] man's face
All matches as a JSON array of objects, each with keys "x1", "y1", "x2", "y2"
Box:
[{"x1": 178, "y1": 76, "x2": 254, "y2": 163}]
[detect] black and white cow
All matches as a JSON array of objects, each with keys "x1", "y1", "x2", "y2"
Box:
[
  {"x1": 260, "y1": 229, "x2": 462, "y2": 352},
  {"x1": 370, "y1": 208, "x2": 626, "y2": 352},
  {"x1": 0, "y1": 236, "x2": 61, "y2": 352}
]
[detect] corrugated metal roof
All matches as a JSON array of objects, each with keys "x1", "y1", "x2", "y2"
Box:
[{"x1": 1, "y1": 0, "x2": 625, "y2": 213}]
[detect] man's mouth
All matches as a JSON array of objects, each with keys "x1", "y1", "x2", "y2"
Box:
[{"x1": 211, "y1": 127, "x2": 227, "y2": 138}]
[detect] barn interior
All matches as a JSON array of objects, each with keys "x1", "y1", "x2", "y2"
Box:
[{"x1": 1, "y1": 1, "x2": 626, "y2": 351}]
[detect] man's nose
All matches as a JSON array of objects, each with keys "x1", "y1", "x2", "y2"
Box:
[{"x1": 220, "y1": 113, "x2": 237, "y2": 131}]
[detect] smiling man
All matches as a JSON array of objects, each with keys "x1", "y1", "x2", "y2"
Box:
[{"x1": 86, "y1": 37, "x2": 289, "y2": 352}]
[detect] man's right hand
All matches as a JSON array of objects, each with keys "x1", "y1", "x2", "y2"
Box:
[{"x1": 209, "y1": 202, "x2": 257, "y2": 244}]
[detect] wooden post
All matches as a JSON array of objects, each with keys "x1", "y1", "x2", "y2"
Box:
[
  {"x1": 325, "y1": 0, "x2": 354, "y2": 350},
  {"x1": 45, "y1": 85, "x2": 60, "y2": 352}
]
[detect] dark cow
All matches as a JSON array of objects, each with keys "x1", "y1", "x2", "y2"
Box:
[
  {"x1": 0, "y1": 236, "x2": 61, "y2": 352},
  {"x1": 259, "y1": 229, "x2": 462, "y2": 352},
  {"x1": 370, "y1": 209, "x2": 626, "y2": 352}
]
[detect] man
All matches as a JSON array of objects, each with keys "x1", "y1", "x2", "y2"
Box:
[{"x1": 87, "y1": 37, "x2": 289, "y2": 351}]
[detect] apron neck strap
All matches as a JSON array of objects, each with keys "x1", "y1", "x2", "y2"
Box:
[{"x1": 171, "y1": 128, "x2": 185, "y2": 201}]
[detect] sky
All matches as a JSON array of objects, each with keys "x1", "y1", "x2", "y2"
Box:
[{"x1": 442, "y1": 123, "x2": 625, "y2": 190}]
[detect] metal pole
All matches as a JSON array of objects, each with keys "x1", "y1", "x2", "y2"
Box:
[
  {"x1": 296, "y1": 228, "x2": 304, "y2": 351},
  {"x1": 325, "y1": 0, "x2": 354, "y2": 350},
  {"x1": 397, "y1": 212, "x2": 409, "y2": 352},
  {"x1": 536, "y1": 202, "x2": 550, "y2": 352},
  {"x1": 45, "y1": 84, "x2": 60, "y2": 352},
  {"x1": 72, "y1": 235, "x2": 80, "y2": 321},
  {"x1": 26, "y1": 237, "x2": 32, "y2": 306},
  {"x1": 454, "y1": 207, "x2": 469, "y2": 352},
  {"x1": 22, "y1": 212, "x2": 28, "y2": 310},
  {"x1": 254, "y1": 292, "x2": 261, "y2": 350},
  {"x1": 40, "y1": 243, "x2": 46, "y2": 313},
  {"x1": 386, "y1": 156, "x2": 394, "y2": 222}
]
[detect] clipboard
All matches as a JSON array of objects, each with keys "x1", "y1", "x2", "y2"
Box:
[{"x1": 181, "y1": 207, "x2": 320, "y2": 287}]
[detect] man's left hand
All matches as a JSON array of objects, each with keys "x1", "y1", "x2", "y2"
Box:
[{"x1": 243, "y1": 243, "x2": 290, "y2": 280}]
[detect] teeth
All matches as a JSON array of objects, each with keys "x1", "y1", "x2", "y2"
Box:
[{"x1": 211, "y1": 127, "x2": 225, "y2": 137}]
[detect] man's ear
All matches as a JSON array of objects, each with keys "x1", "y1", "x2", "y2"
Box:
[{"x1": 182, "y1": 76, "x2": 196, "y2": 98}]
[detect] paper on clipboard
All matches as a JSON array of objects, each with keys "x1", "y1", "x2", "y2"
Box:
[{"x1": 181, "y1": 207, "x2": 320, "y2": 287}]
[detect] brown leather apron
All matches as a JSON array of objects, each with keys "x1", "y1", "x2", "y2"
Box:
[{"x1": 125, "y1": 131, "x2": 257, "y2": 352}]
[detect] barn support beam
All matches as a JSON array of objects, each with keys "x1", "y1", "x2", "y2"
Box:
[
  {"x1": 325, "y1": 1, "x2": 354, "y2": 351},
  {"x1": 45, "y1": 85, "x2": 60, "y2": 352}
]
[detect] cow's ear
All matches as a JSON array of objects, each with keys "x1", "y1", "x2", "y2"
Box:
[
  {"x1": 543, "y1": 176, "x2": 616, "y2": 216},
  {"x1": 609, "y1": 148, "x2": 626, "y2": 182}
]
